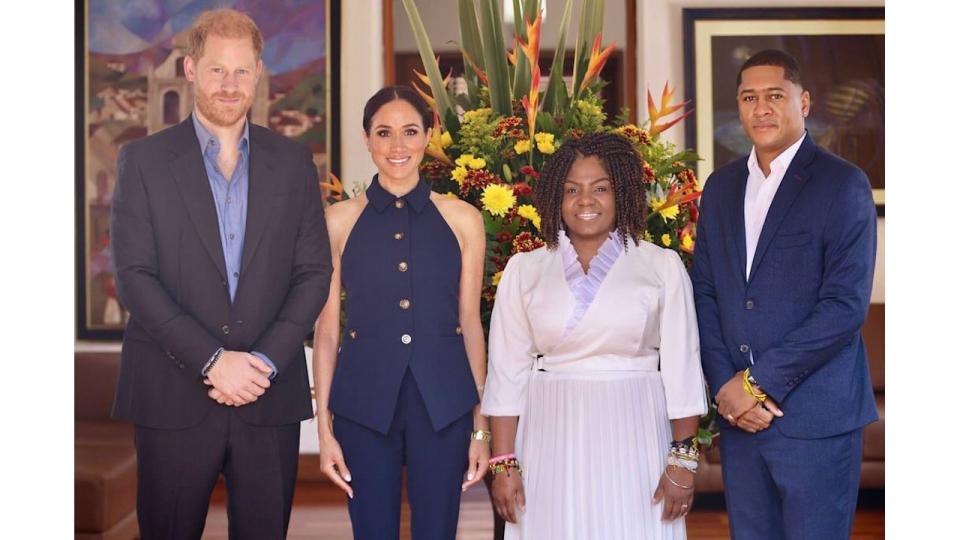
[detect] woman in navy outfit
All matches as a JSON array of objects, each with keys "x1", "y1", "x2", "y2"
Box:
[{"x1": 312, "y1": 86, "x2": 491, "y2": 539}]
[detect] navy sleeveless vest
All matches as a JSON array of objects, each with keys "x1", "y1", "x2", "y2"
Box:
[{"x1": 329, "y1": 176, "x2": 479, "y2": 434}]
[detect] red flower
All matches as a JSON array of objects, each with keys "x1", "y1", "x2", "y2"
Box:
[
  {"x1": 518, "y1": 166, "x2": 540, "y2": 180},
  {"x1": 496, "y1": 231, "x2": 513, "y2": 243},
  {"x1": 677, "y1": 168, "x2": 698, "y2": 186},
  {"x1": 512, "y1": 231, "x2": 546, "y2": 254},
  {"x1": 460, "y1": 169, "x2": 500, "y2": 197},
  {"x1": 642, "y1": 162, "x2": 656, "y2": 183},
  {"x1": 513, "y1": 182, "x2": 533, "y2": 197},
  {"x1": 493, "y1": 116, "x2": 526, "y2": 139}
]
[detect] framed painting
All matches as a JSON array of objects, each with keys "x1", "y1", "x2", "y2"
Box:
[
  {"x1": 75, "y1": 0, "x2": 341, "y2": 339},
  {"x1": 682, "y1": 7, "x2": 884, "y2": 213}
]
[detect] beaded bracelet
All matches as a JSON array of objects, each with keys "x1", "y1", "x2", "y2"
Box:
[
  {"x1": 488, "y1": 453, "x2": 515, "y2": 464},
  {"x1": 667, "y1": 454, "x2": 699, "y2": 474},
  {"x1": 488, "y1": 457, "x2": 523, "y2": 477}
]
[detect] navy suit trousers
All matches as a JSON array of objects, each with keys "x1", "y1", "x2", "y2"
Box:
[
  {"x1": 719, "y1": 425, "x2": 863, "y2": 540},
  {"x1": 334, "y1": 368, "x2": 473, "y2": 540},
  {"x1": 134, "y1": 406, "x2": 301, "y2": 540}
]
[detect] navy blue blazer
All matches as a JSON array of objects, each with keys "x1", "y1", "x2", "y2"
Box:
[
  {"x1": 691, "y1": 134, "x2": 878, "y2": 439},
  {"x1": 111, "y1": 117, "x2": 332, "y2": 429}
]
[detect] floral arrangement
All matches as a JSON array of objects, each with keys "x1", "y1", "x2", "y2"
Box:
[{"x1": 399, "y1": 0, "x2": 702, "y2": 320}]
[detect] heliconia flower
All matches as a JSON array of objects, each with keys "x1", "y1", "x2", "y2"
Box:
[
  {"x1": 481, "y1": 184, "x2": 517, "y2": 217},
  {"x1": 458, "y1": 46, "x2": 489, "y2": 85},
  {"x1": 522, "y1": 66, "x2": 542, "y2": 142},
  {"x1": 319, "y1": 171, "x2": 344, "y2": 201},
  {"x1": 648, "y1": 195, "x2": 679, "y2": 221},
  {"x1": 648, "y1": 81, "x2": 694, "y2": 137},
  {"x1": 412, "y1": 63, "x2": 453, "y2": 115},
  {"x1": 440, "y1": 131, "x2": 453, "y2": 148},
  {"x1": 425, "y1": 111, "x2": 454, "y2": 166},
  {"x1": 579, "y1": 33, "x2": 616, "y2": 94},
  {"x1": 508, "y1": 41, "x2": 519, "y2": 67},
  {"x1": 519, "y1": 11, "x2": 542, "y2": 68}
]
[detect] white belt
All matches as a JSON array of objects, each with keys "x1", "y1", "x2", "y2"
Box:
[{"x1": 533, "y1": 353, "x2": 659, "y2": 373}]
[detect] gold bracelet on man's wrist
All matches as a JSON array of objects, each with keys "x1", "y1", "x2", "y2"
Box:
[{"x1": 742, "y1": 369, "x2": 767, "y2": 403}]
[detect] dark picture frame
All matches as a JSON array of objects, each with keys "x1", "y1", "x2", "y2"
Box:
[
  {"x1": 75, "y1": 0, "x2": 341, "y2": 339},
  {"x1": 682, "y1": 7, "x2": 884, "y2": 214}
]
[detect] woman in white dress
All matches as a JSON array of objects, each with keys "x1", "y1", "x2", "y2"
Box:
[{"x1": 481, "y1": 133, "x2": 708, "y2": 539}]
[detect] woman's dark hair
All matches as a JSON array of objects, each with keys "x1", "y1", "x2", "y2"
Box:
[
  {"x1": 362, "y1": 85, "x2": 433, "y2": 134},
  {"x1": 533, "y1": 132, "x2": 647, "y2": 249}
]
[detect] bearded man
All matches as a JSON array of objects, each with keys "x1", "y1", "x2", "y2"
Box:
[{"x1": 109, "y1": 8, "x2": 331, "y2": 539}]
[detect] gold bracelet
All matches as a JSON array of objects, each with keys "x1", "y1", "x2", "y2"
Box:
[
  {"x1": 742, "y1": 369, "x2": 767, "y2": 403},
  {"x1": 664, "y1": 466, "x2": 694, "y2": 490},
  {"x1": 470, "y1": 429, "x2": 492, "y2": 442}
]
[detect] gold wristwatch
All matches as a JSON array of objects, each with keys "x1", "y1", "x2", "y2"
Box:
[{"x1": 470, "y1": 429, "x2": 492, "y2": 442}]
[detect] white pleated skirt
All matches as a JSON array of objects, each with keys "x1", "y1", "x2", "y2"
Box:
[{"x1": 506, "y1": 369, "x2": 686, "y2": 540}]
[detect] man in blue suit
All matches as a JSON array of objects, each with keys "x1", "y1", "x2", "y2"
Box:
[{"x1": 691, "y1": 49, "x2": 877, "y2": 539}]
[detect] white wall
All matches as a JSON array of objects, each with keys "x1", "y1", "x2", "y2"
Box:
[{"x1": 340, "y1": 0, "x2": 385, "y2": 193}]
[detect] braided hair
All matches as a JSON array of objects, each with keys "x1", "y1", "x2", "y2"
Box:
[{"x1": 533, "y1": 132, "x2": 647, "y2": 250}]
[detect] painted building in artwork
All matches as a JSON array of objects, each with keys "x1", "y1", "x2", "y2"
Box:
[{"x1": 146, "y1": 31, "x2": 269, "y2": 134}]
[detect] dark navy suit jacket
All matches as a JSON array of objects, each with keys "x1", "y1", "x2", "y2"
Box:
[
  {"x1": 110, "y1": 117, "x2": 332, "y2": 429},
  {"x1": 691, "y1": 134, "x2": 878, "y2": 439}
]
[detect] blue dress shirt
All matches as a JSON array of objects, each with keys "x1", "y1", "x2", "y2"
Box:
[{"x1": 192, "y1": 113, "x2": 277, "y2": 378}]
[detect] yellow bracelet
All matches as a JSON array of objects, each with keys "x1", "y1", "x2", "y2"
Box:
[{"x1": 742, "y1": 369, "x2": 767, "y2": 403}]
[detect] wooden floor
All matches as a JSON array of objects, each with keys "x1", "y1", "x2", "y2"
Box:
[{"x1": 202, "y1": 483, "x2": 884, "y2": 539}]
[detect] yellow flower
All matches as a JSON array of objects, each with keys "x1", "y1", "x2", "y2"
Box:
[
  {"x1": 514, "y1": 139, "x2": 531, "y2": 154},
  {"x1": 491, "y1": 271, "x2": 503, "y2": 286},
  {"x1": 534, "y1": 132, "x2": 556, "y2": 154},
  {"x1": 661, "y1": 234, "x2": 672, "y2": 247},
  {"x1": 455, "y1": 153, "x2": 474, "y2": 167},
  {"x1": 517, "y1": 204, "x2": 541, "y2": 230},
  {"x1": 648, "y1": 195, "x2": 679, "y2": 221},
  {"x1": 444, "y1": 191, "x2": 459, "y2": 199},
  {"x1": 681, "y1": 233, "x2": 694, "y2": 251},
  {"x1": 468, "y1": 157, "x2": 487, "y2": 170},
  {"x1": 440, "y1": 131, "x2": 453, "y2": 148},
  {"x1": 481, "y1": 184, "x2": 517, "y2": 217},
  {"x1": 451, "y1": 166, "x2": 468, "y2": 185},
  {"x1": 643, "y1": 230, "x2": 653, "y2": 243},
  {"x1": 462, "y1": 108, "x2": 491, "y2": 123}
]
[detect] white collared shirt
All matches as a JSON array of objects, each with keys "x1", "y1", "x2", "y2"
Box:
[{"x1": 744, "y1": 132, "x2": 807, "y2": 279}]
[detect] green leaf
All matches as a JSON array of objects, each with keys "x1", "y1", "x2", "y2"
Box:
[
  {"x1": 541, "y1": 0, "x2": 573, "y2": 115},
  {"x1": 476, "y1": 0, "x2": 512, "y2": 116},
  {"x1": 458, "y1": 0, "x2": 485, "y2": 72},
  {"x1": 537, "y1": 111, "x2": 558, "y2": 133},
  {"x1": 400, "y1": 0, "x2": 456, "y2": 125}
]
